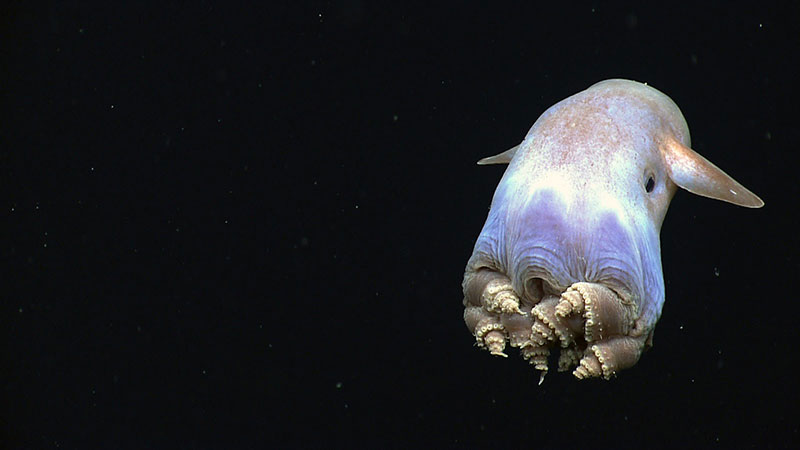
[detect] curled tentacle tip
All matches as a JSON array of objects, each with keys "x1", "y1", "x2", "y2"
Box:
[
  {"x1": 555, "y1": 301, "x2": 572, "y2": 317},
  {"x1": 502, "y1": 304, "x2": 523, "y2": 315}
]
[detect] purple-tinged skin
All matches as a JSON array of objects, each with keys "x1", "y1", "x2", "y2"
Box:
[{"x1": 463, "y1": 79, "x2": 763, "y2": 381}]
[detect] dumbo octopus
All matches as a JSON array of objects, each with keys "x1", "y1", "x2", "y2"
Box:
[{"x1": 462, "y1": 79, "x2": 763, "y2": 382}]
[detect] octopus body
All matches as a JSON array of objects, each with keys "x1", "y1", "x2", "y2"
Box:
[{"x1": 463, "y1": 79, "x2": 763, "y2": 381}]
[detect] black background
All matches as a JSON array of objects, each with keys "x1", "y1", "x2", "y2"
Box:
[{"x1": 3, "y1": 1, "x2": 798, "y2": 448}]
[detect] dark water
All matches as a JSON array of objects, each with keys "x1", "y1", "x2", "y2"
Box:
[{"x1": 3, "y1": 2, "x2": 797, "y2": 448}]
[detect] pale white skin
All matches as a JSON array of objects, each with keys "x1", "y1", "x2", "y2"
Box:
[{"x1": 463, "y1": 79, "x2": 762, "y2": 381}]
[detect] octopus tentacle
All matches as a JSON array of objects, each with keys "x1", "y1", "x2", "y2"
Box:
[
  {"x1": 558, "y1": 346, "x2": 583, "y2": 372},
  {"x1": 575, "y1": 336, "x2": 646, "y2": 379},
  {"x1": 532, "y1": 295, "x2": 577, "y2": 347},
  {"x1": 501, "y1": 312, "x2": 535, "y2": 348},
  {"x1": 463, "y1": 306, "x2": 508, "y2": 356},
  {"x1": 557, "y1": 282, "x2": 637, "y2": 342},
  {"x1": 521, "y1": 344, "x2": 550, "y2": 384},
  {"x1": 463, "y1": 272, "x2": 646, "y2": 380},
  {"x1": 481, "y1": 278, "x2": 524, "y2": 315}
]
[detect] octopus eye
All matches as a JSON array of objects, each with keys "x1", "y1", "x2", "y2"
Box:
[{"x1": 644, "y1": 174, "x2": 655, "y2": 193}]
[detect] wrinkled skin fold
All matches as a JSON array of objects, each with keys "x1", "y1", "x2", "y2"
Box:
[{"x1": 462, "y1": 79, "x2": 763, "y2": 381}]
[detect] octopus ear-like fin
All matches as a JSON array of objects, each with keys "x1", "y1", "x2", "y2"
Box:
[
  {"x1": 477, "y1": 145, "x2": 519, "y2": 165},
  {"x1": 661, "y1": 137, "x2": 764, "y2": 208}
]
